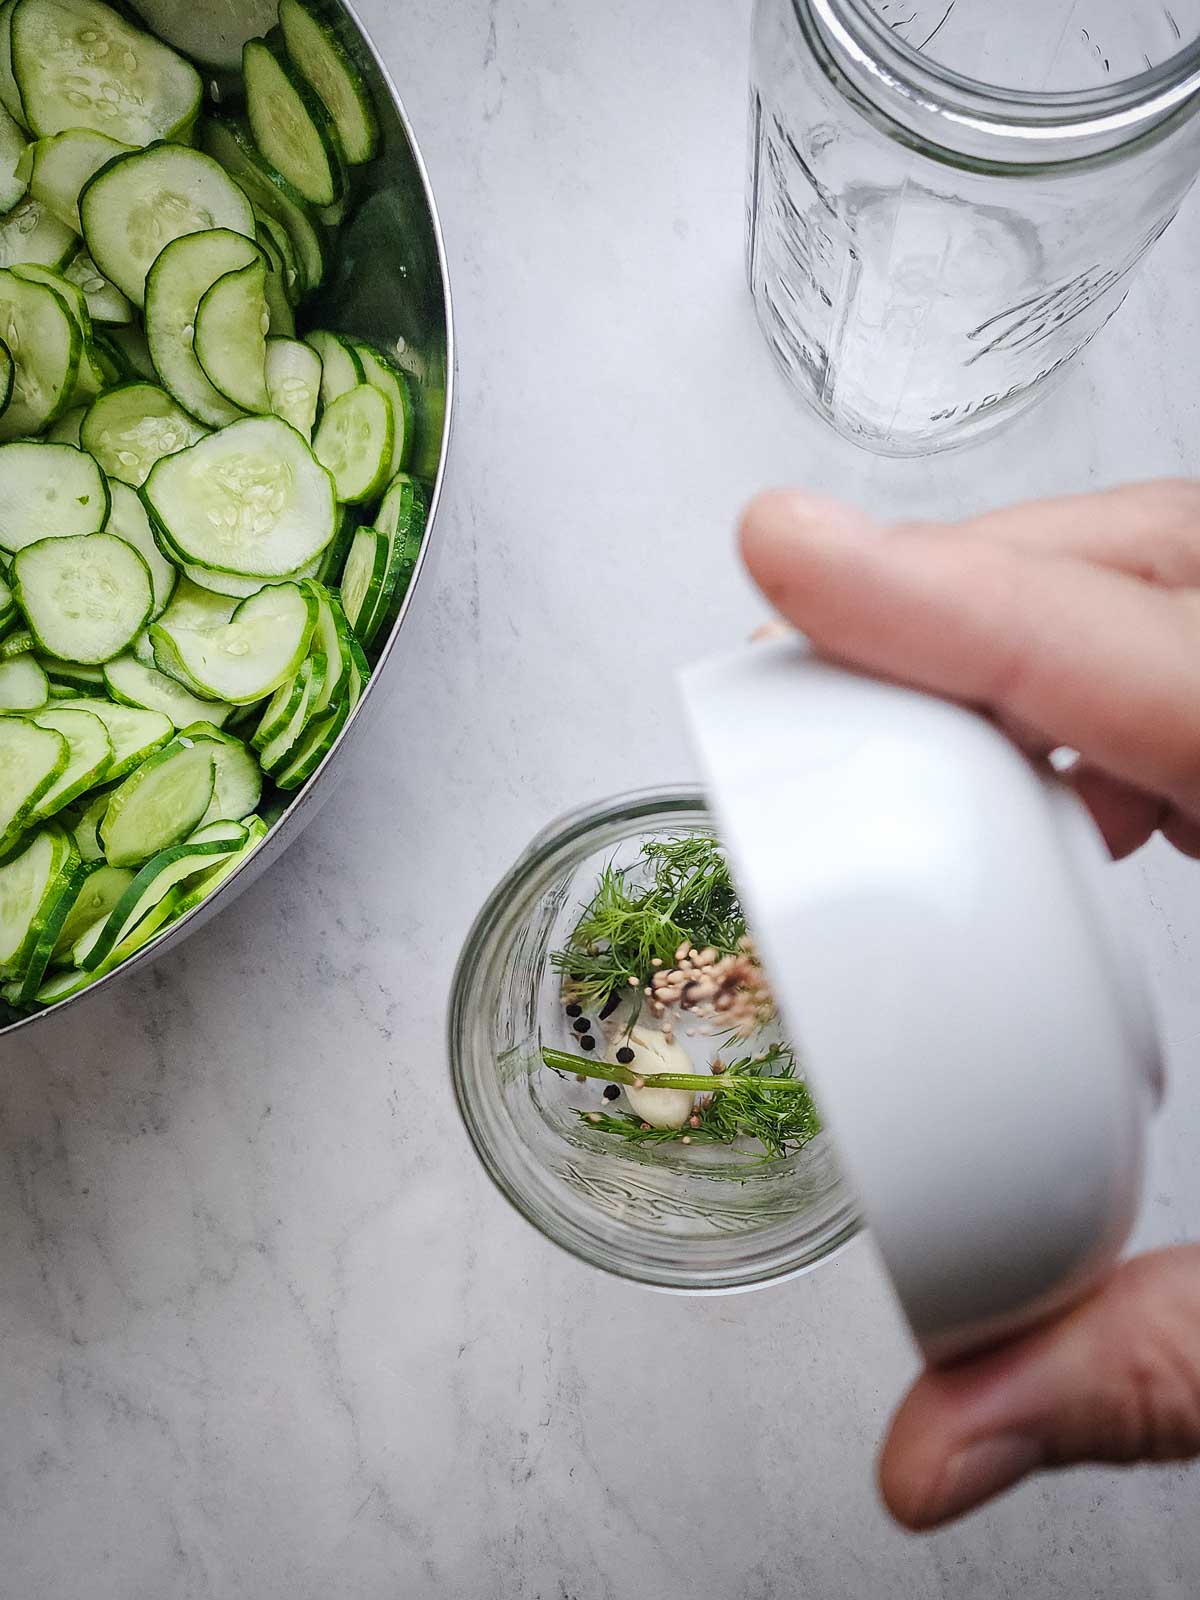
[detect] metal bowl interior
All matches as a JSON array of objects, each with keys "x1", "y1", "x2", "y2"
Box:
[{"x1": 0, "y1": 0, "x2": 453, "y2": 1037}]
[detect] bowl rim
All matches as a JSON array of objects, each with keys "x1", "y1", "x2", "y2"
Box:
[{"x1": 0, "y1": 0, "x2": 456, "y2": 1038}]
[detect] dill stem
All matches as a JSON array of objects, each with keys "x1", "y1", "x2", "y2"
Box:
[{"x1": 540, "y1": 1047, "x2": 811, "y2": 1096}]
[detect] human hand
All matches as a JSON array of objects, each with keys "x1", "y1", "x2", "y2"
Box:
[{"x1": 740, "y1": 481, "x2": 1200, "y2": 1530}]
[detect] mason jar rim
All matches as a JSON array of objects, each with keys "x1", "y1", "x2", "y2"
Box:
[
  {"x1": 448, "y1": 786, "x2": 864, "y2": 1293},
  {"x1": 802, "y1": 0, "x2": 1200, "y2": 164}
]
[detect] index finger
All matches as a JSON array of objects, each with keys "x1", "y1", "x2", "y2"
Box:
[{"x1": 740, "y1": 491, "x2": 1200, "y2": 818}]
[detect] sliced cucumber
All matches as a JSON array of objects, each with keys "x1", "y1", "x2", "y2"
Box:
[
  {"x1": 28, "y1": 704, "x2": 112, "y2": 819},
  {"x1": 14, "y1": 852, "x2": 91, "y2": 997},
  {"x1": 104, "y1": 653, "x2": 232, "y2": 729},
  {"x1": 174, "y1": 812, "x2": 266, "y2": 916},
  {"x1": 0, "y1": 0, "x2": 23, "y2": 129},
  {"x1": 255, "y1": 221, "x2": 294, "y2": 337},
  {"x1": 254, "y1": 209, "x2": 300, "y2": 306},
  {"x1": 275, "y1": 691, "x2": 348, "y2": 790},
  {"x1": 105, "y1": 477, "x2": 175, "y2": 617},
  {"x1": 305, "y1": 328, "x2": 362, "y2": 407},
  {"x1": 81, "y1": 143, "x2": 255, "y2": 307},
  {"x1": 355, "y1": 343, "x2": 415, "y2": 478},
  {"x1": 82, "y1": 381, "x2": 206, "y2": 487},
  {"x1": 0, "y1": 712, "x2": 64, "y2": 851},
  {"x1": 258, "y1": 652, "x2": 316, "y2": 773},
  {"x1": 49, "y1": 860, "x2": 132, "y2": 962},
  {"x1": 179, "y1": 553, "x2": 320, "y2": 600},
  {"x1": 52, "y1": 695, "x2": 171, "y2": 782},
  {"x1": 314, "y1": 384, "x2": 392, "y2": 505},
  {"x1": 64, "y1": 249, "x2": 132, "y2": 326},
  {"x1": 243, "y1": 36, "x2": 345, "y2": 208},
  {"x1": 314, "y1": 501, "x2": 356, "y2": 584},
  {"x1": 0, "y1": 196, "x2": 76, "y2": 271},
  {"x1": 10, "y1": 262, "x2": 109, "y2": 404},
  {"x1": 154, "y1": 574, "x2": 236, "y2": 635},
  {"x1": 11, "y1": 0, "x2": 202, "y2": 145},
  {"x1": 144, "y1": 227, "x2": 260, "y2": 429},
  {"x1": 99, "y1": 736, "x2": 215, "y2": 867},
  {"x1": 303, "y1": 581, "x2": 352, "y2": 717},
  {"x1": 103, "y1": 321, "x2": 155, "y2": 380},
  {"x1": 0, "y1": 95, "x2": 24, "y2": 212},
  {"x1": 339, "y1": 523, "x2": 391, "y2": 647},
  {"x1": 195, "y1": 258, "x2": 270, "y2": 414},
  {"x1": 278, "y1": 0, "x2": 378, "y2": 166},
  {"x1": 0, "y1": 823, "x2": 73, "y2": 971},
  {"x1": 0, "y1": 265, "x2": 79, "y2": 438},
  {"x1": 0, "y1": 569, "x2": 14, "y2": 630},
  {"x1": 143, "y1": 415, "x2": 336, "y2": 578},
  {"x1": 0, "y1": 329, "x2": 11, "y2": 414},
  {"x1": 14, "y1": 531, "x2": 152, "y2": 663},
  {"x1": 151, "y1": 580, "x2": 316, "y2": 705},
  {"x1": 201, "y1": 116, "x2": 325, "y2": 293},
  {"x1": 45, "y1": 403, "x2": 84, "y2": 444},
  {"x1": 25, "y1": 128, "x2": 132, "y2": 231},
  {"x1": 265, "y1": 335, "x2": 320, "y2": 441},
  {"x1": 69, "y1": 787, "x2": 107, "y2": 859},
  {"x1": 0, "y1": 650, "x2": 44, "y2": 708},
  {"x1": 252, "y1": 663, "x2": 307, "y2": 750},
  {"x1": 0, "y1": 441, "x2": 109, "y2": 552},
  {"x1": 124, "y1": 0, "x2": 278, "y2": 73},
  {"x1": 0, "y1": 624, "x2": 31, "y2": 656},
  {"x1": 180, "y1": 722, "x2": 261, "y2": 826},
  {"x1": 38, "y1": 657, "x2": 105, "y2": 696},
  {"x1": 79, "y1": 821, "x2": 244, "y2": 968}
]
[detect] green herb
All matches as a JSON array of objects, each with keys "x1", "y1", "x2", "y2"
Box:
[
  {"x1": 543, "y1": 1043, "x2": 821, "y2": 1160},
  {"x1": 550, "y1": 833, "x2": 745, "y2": 1012}
]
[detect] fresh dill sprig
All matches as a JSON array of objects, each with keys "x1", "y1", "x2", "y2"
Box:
[
  {"x1": 544, "y1": 1042, "x2": 821, "y2": 1160},
  {"x1": 550, "y1": 833, "x2": 746, "y2": 1011}
]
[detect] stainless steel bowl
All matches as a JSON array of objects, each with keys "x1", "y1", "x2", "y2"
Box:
[{"x1": 0, "y1": 0, "x2": 454, "y2": 1036}]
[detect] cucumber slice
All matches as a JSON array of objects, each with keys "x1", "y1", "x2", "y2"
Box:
[
  {"x1": 0, "y1": 196, "x2": 75, "y2": 270},
  {"x1": 0, "y1": 569, "x2": 14, "y2": 630},
  {"x1": 25, "y1": 128, "x2": 131, "y2": 231},
  {"x1": 51, "y1": 695, "x2": 171, "y2": 781},
  {"x1": 105, "y1": 478, "x2": 175, "y2": 617},
  {"x1": 195, "y1": 258, "x2": 270, "y2": 414},
  {"x1": 64, "y1": 249, "x2": 132, "y2": 326},
  {"x1": 79, "y1": 820, "x2": 244, "y2": 968},
  {"x1": 69, "y1": 787, "x2": 107, "y2": 859},
  {"x1": 200, "y1": 117, "x2": 325, "y2": 293},
  {"x1": 254, "y1": 209, "x2": 300, "y2": 306},
  {"x1": 0, "y1": 330, "x2": 12, "y2": 415},
  {"x1": 9, "y1": 263, "x2": 109, "y2": 404},
  {"x1": 103, "y1": 321, "x2": 155, "y2": 380},
  {"x1": 99, "y1": 737, "x2": 215, "y2": 868},
  {"x1": 180, "y1": 722, "x2": 261, "y2": 826},
  {"x1": 11, "y1": 0, "x2": 202, "y2": 145},
  {"x1": 174, "y1": 812, "x2": 266, "y2": 916},
  {"x1": 243, "y1": 36, "x2": 345, "y2": 208},
  {"x1": 354, "y1": 343, "x2": 415, "y2": 478},
  {"x1": 339, "y1": 523, "x2": 390, "y2": 647},
  {"x1": 49, "y1": 860, "x2": 131, "y2": 962},
  {"x1": 0, "y1": 0, "x2": 23, "y2": 129},
  {"x1": 38, "y1": 657, "x2": 104, "y2": 696},
  {"x1": 304, "y1": 328, "x2": 361, "y2": 406},
  {"x1": 258, "y1": 652, "x2": 316, "y2": 773},
  {"x1": 0, "y1": 265, "x2": 79, "y2": 438},
  {"x1": 46, "y1": 402, "x2": 84, "y2": 444},
  {"x1": 0, "y1": 441, "x2": 109, "y2": 552},
  {"x1": 313, "y1": 384, "x2": 392, "y2": 504},
  {"x1": 179, "y1": 553, "x2": 320, "y2": 600},
  {"x1": 278, "y1": 0, "x2": 377, "y2": 166},
  {"x1": 252, "y1": 663, "x2": 306, "y2": 750},
  {"x1": 143, "y1": 415, "x2": 336, "y2": 577},
  {"x1": 14, "y1": 531, "x2": 152, "y2": 663},
  {"x1": 0, "y1": 650, "x2": 45, "y2": 708},
  {"x1": 124, "y1": 0, "x2": 278, "y2": 73},
  {"x1": 151, "y1": 580, "x2": 317, "y2": 704},
  {"x1": 0, "y1": 712, "x2": 64, "y2": 851},
  {"x1": 82, "y1": 381, "x2": 206, "y2": 487},
  {"x1": 130, "y1": 626, "x2": 155, "y2": 668},
  {"x1": 347, "y1": 634, "x2": 369, "y2": 708},
  {"x1": 265, "y1": 335, "x2": 320, "y2": 440},
  {"x1": 0, "y1": 823, "x2": 73, "y2": 971},
  {"x1": 275, "y1": 691, "x2": 348, "y2": 789},
  {"x1": 255, "y1": 222, "x2": 294, "y2": 337},
  {"x1": 28, "y1": 704, "x2": 112, "y2": 818},
  {"x1": 154, "y1": 574, "x2": 236, "y2": 635},
  {"x1": 314, "y1": 501, "x2": 355, "y2": 584},
  {"x1": 145, "y1": 227, "x2": 261, "y2": 429},
  {"x1": 0, "y1": 624, "x2": 31, "y2": 656},
  {"x1": 14, "y1": 851, "x2": 90, "y2": 997},
  {"x1": 0, "y1": 96, "x2": 24, "y2": 212},
  {"x1": 103, "y1": 654, "x2": 232, "y2": 729},
  {"x1": 81, "y1": 143, "x2": 255, "y2": 307}
]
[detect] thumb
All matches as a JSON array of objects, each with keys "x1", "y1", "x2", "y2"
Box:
[{"x1": 880, "y1": 1246, "x2": 1200, "y2": 1530}]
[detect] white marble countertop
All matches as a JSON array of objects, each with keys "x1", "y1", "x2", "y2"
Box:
[{"x1": 3, "y1": 2, "x2": 1200, "y2": 1595}]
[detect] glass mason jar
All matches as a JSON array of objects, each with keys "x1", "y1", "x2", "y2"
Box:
[
  {"x1": 449, "y1": 789, "x2": 861, "y2": 1293},
  {"x1": 748, "y1": 0, "x2": 1200, "y2": 455}
]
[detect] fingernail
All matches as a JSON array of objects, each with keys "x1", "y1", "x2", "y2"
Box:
[{"x1": 918, "y1": 1435, "x2": 1043, "y2": 1527}]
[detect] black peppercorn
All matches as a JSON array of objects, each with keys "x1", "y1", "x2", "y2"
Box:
[
  {"x1": 565, "y1": 1003, "x2": 582, "y2": 1018},
  {"x1": 603, "y1": 1084, "x2": 621, "y2": 1101},
  {"x1": 580, "y1": 1035, "x2": 596, "y2": 1052},
  {"x1": 616, "y1": 1046, "x2": 635, "y2": 1065},
  {"x1": 572, "y1": 1016, "x2": 591, "y2": 1035}
]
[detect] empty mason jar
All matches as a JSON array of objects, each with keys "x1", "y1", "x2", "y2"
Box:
[{"x1": 748, "y1": 0, "x2": 1200, "y2": 454}]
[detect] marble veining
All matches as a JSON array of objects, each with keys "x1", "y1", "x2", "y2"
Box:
[{"x1": 1, "y1": 1, "x2": 1199, "y2": 1594}]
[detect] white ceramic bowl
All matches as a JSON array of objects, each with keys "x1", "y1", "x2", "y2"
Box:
[{"x1": 682, "y1": 637, "x2": 1164, "y2": 1364}]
